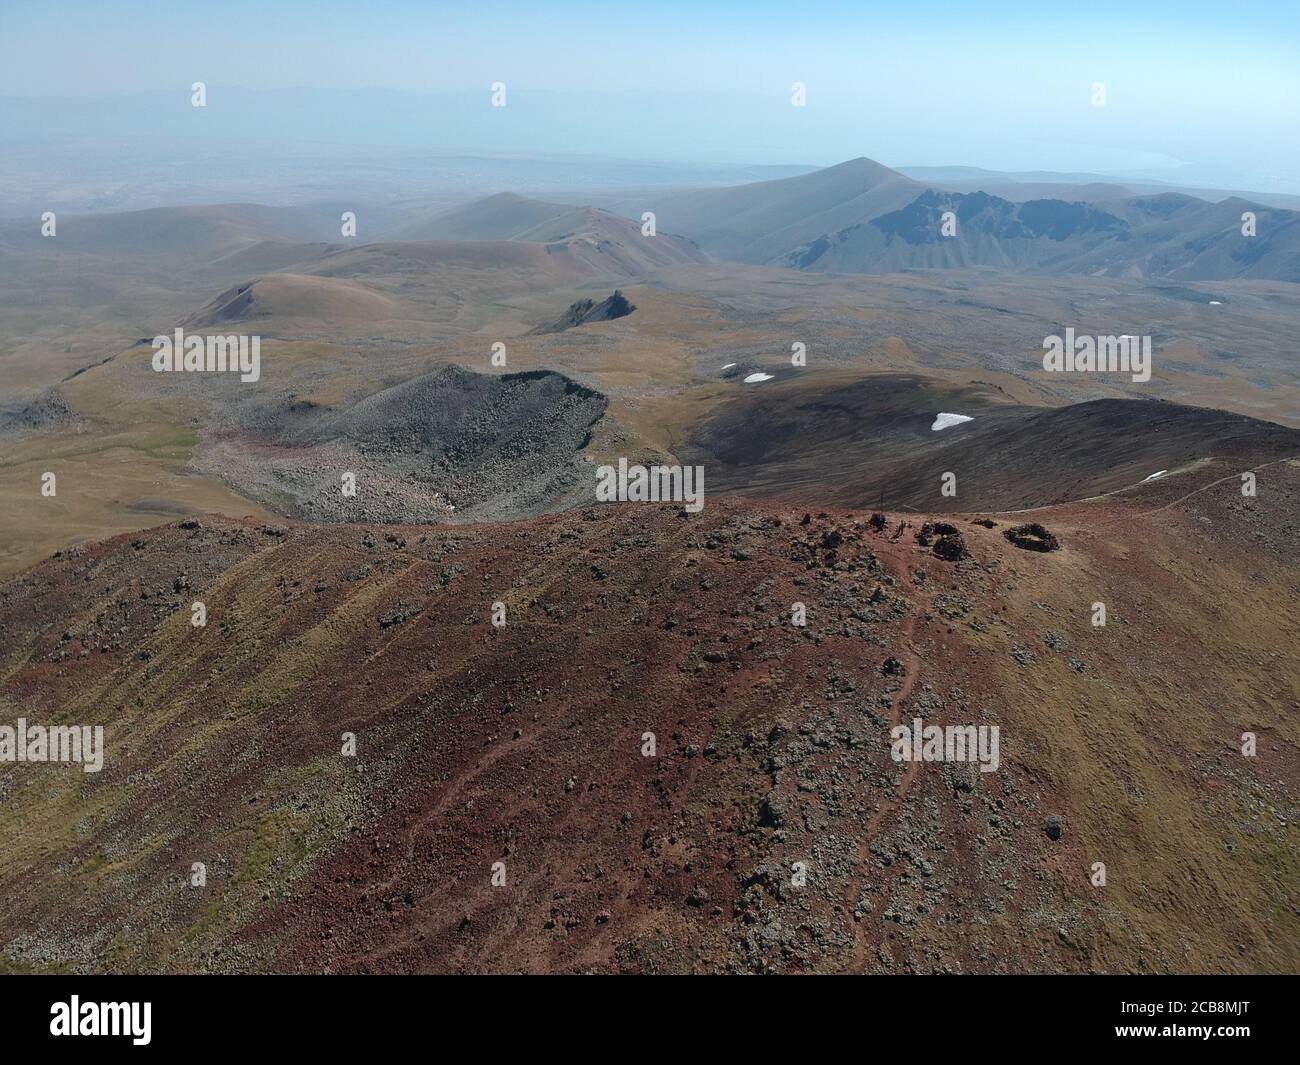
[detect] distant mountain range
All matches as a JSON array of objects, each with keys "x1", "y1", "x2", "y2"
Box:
[
  {"x1": 5, "y1": 156, "x2": 1294, "y2": 293},
  {"x1": 777, "y1": 185, "x2": 1300, "y2": 281},
  {"x1": 611, "y1": 157, "x2": 1300, "y2": 282},
  {"x1": 404, "y1": 157, "x2": 1300, "y2": 282}
]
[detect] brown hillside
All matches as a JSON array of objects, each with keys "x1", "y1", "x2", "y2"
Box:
[{"x1": 0, "y1": 464, "x2": 1295, "y2": 974}]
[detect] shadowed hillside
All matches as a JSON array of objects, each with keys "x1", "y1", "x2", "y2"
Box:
[{"x1": 679, "y1": 372, "x2": 1300, "y2": 511}]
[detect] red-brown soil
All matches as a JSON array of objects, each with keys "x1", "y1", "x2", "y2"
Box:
[{"x1": 0, "y1": 459, "x2": 1296, "y2": 973}]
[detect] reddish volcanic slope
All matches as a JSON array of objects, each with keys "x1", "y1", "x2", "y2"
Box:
[{"x1": 0, "y1": 461, "x2": 1296, "y2": 973}]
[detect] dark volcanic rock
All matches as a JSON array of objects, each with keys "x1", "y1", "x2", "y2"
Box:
[
  {"x1": 1005, "y1": 523, "x2": 1061, "y2": 552},
  {"x1": 530, "y1": 290, "x2": 635, "y2": 334},
  {"x1": 917, "y1": 522, "x2": 968, "y2": 560},
  {"x1": 0, "y1": 387, "x2": 79, "y2": 437},
  {"x1": 208, "y1": 365, "x2": 608, "y2": 525}
]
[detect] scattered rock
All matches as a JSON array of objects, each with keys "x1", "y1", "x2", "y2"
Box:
[
  {"x1": 530, "y1": 291, "x2": 635, "y2": 334},
  {"x1": 917, "y1": 522, "x2": 968, "y2": 560},
  {"x1": 1005, "y1": 523, "x2": 1060, "y2": 552}
]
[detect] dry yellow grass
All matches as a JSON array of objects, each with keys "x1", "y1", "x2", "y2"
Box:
[{"x1": 0, "y1": 416, "x2": 271, "y2": 577}]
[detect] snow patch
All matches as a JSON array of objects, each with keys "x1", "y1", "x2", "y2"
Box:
[
  {"x1": 744, "y1": 372, "x2": 774, "y2": 383},
  {"x1": 931, "y1": 412, "x2": 974, "y2": 431},
  {"x1": 1141, "y1": 470, "x2": 1168, "y2": 483}
]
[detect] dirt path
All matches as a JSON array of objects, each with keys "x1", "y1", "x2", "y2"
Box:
[
  {"x1": 993, "y1": 456, "x2": 1299, "y2": 519},
  {"x1": 844, "y1": 600, "x2": 924, "y2": 971},
  {"x1": 1139, "y1": 457, "x2": 1296, "y2": 516}
]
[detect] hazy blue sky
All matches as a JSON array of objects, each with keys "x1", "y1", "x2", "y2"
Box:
[{"x1": 3, "y1": 1, "x2": 1297, "y2": 187}]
